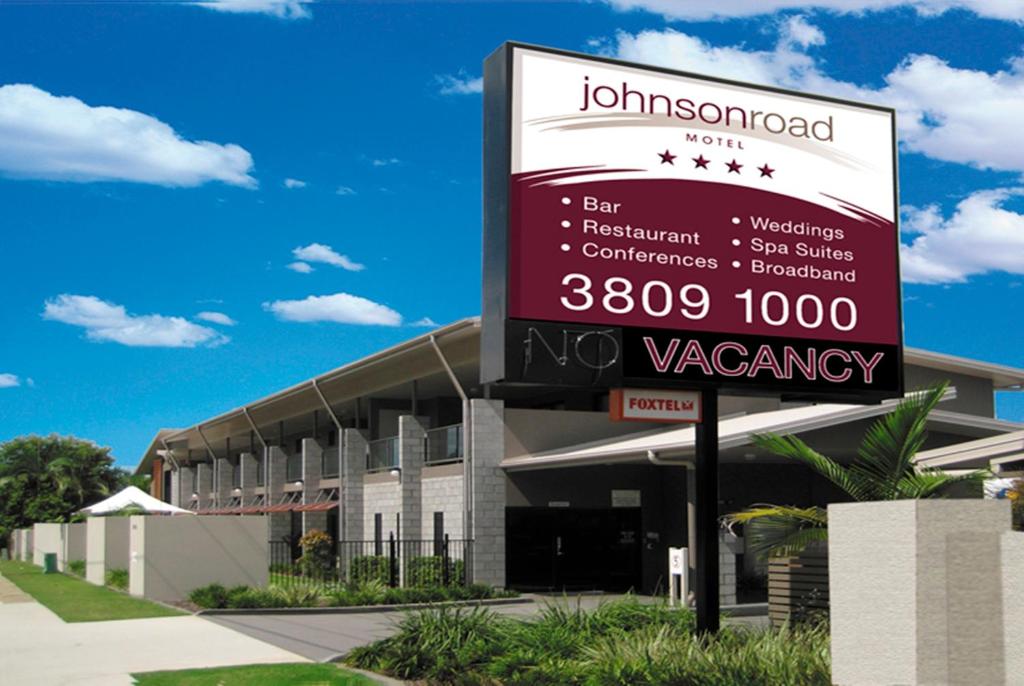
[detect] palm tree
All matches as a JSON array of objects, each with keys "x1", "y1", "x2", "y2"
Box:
[{"x1": 725, "y1": 382, "x2": 989, "y2": 558}]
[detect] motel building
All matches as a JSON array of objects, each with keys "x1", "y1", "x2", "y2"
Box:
[{"x1": 134, "y1": 317, "x2": 1024, "y2": 602}]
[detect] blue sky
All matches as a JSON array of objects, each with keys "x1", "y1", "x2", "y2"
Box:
[{"x1": 0, "y1": 0, "x2": 1022, "y2": 467}]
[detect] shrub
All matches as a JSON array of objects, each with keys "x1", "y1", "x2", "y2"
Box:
[
  {"x1": 227, "y1": 587, "x2": 289, "y2": 609},
  {"x1": 189, "y1": 583, "x2": 230, "y2": 609},
  {"x1": 406, "y1": 555, "x2": 466, "y2": 587},
  {"x1": 67, "y1": 559, "x2": 86, "y2": 577},
  {"x1": 344, "y1": 597, "x2": 824, "y2": 686},
  {"x1": 272, "y1": 584, "x2": 322, "y2": 607},
  {"x1": 349, "y1": 555, "x2": 391, "y2": 585},
  {"x1": 298, "y1": 529, "x2": 335, "y2": 579},
  {"x1": 105, "y1": 568, "x2": 128, "y2": 590}
]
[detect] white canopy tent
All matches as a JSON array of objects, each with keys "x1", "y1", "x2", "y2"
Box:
[{"x1": 79, "y1": 486, "x2": 193, "y2": 515}]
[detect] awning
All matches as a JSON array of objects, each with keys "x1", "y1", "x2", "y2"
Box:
[
  {"x1": 296, "y1": 501, "x2": 339, "y2": 512},
  {"x1": 78, "y1": 486, "x2": 193, "y2": 515},
  {"x1": 501, "y1": 395, "x2": 1024, "y2": 472}
]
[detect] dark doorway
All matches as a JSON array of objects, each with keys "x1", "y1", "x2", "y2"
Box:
[{"x1": 506, "y1": 507, "x2": 642, "y2": 592}]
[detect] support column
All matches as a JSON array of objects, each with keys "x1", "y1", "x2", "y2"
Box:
[
  {"x1": 342, "y1": 429, "x2": 367, "y2": 542},
  {"x1": 216, "y1": 457, "x2": 234, "y2": 509},
  {"x1": 197, "y1": 463, "x2": 213, "y2": 510},
  {"x1": 470, "y1": 398, "x2": 506, "y2": 587},
  {"x1": 302, "y1": 438, "x2": 325, "y2": 534},
  {"x1": 398, "y1": 416, "x2": 428, "y2": 539},
  {"x1": 267, "y1": 446, "x2": 290, "y2": 542},
  {"x1": 169, "y1": 465, "x2": 181, "y2": 508},
  {"x1": 239, "y1": 452, "x2": 257, "y2": 502}
]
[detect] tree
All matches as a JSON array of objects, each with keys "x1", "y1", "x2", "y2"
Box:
[
  {"x1": 0, "y1": 434, "x2": 125, "y2": 546},
  {"x1": 725, "y1": 383, "x2": 989, "y2": 558}
]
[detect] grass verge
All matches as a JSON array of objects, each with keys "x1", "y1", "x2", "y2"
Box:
[
  {"x1": 131, "y1": 663, "x2": 376, "y2": 685},
  {"x1": 0, "y1": 560, "x2": 182, "y2": 622}
]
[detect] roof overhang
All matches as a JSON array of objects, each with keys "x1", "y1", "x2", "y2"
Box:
[
  {"x1": 904, "y1": 347, "x2": 1024, "y2": 390},
  {"x1": 135, "y1": 318, "x2": 480, "y2": 474},
  {"x1": 916, "y1": 429, "x2": 1024, "y2": 472},
  {"x1": 502, "y1": 399, "x2": 1024, "y2": 473}
]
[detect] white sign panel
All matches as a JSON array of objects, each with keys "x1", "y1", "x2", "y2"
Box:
[
  {"x1": 611, "y1": 489, "x2": 642, "y2": 508},
  {"x1": 610, "y1": 388, "x2": 701, "y2": 423}
]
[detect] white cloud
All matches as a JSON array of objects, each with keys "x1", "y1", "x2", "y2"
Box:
[
  {"x1": 292, "y1": 243, "x2": 365, "y2": 271},
  {"x1": 0, "y1": 373, "x2": 20, "y2": 388},
  {"x1": 900, "y1": 189, "x2": 1024, "y2": 283},
  {"x1": 0, "y1": 84, "x2": 255, "y2": 187},
  {"x1": 604, "y1": 0, "x2": 1024, "y2": 21},
  {"x1": 287, "y1": 261, "x2": 314, "y2": 273},
  {"x1": 195, "y1": 311, "x2": 237, "y2": 326},
  {"x1": 371, "y1": 158, "x2": 401, "y2": 167},
  {"x1": 283, "y1": 178, "x2": 307, "y2": 189},
  {"x1": 335, "y1": 185, "x2": 356, "y2": 195},
  {"x1": 411, "y1": 317, "x2": 439, "y2": 327},
  {"x1": 263, "y1": 293, "x2": 403, "y2": 326},
  {"x1": 42, "y1": 294, "x2": 229, "y2": 348},
  {"x1": 436, "y1": 72, "x2": 484, "y2": 95},
  {"x1": 608, "y1": 23, "x2": 1024, "y2": 173},
  {"x1": 197, "y1": 0, "x2": 312, "y2": 19}
]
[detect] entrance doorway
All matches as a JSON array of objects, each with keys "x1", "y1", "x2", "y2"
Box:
[{"x1": 506, "y1": 507, "x2": 642, "y2": 592}]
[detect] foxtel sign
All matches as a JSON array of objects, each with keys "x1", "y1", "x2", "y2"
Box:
[{"x1": 482, "y1": 43, "x2": 903, "y2": 400}]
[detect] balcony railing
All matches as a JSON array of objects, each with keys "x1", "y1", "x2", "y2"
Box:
[
  {"x1": 286, "y1": 452, "x2": 302, "y2": 482},
  {"x1": 321, "y1": 448, "x2": 339, "y2": 478},
  {"x1": 425, "y1": 424, "x2": 463, "y2": 465},
  {"x1": 366, "y1": 437, "x2": 398, "y2": 472}
]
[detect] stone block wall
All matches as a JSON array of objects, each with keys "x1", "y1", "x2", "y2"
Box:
[{"x1": 470, "y1": 398, "x2": 506, "y2": 587}]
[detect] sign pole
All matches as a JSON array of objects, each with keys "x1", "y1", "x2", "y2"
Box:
[{"x1": 695, "y1": 387, "x2": 720, "y2": 634}]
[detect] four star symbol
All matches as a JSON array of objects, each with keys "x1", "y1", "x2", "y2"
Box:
[{"x1": 656, "y1": 149, "x2": 776, "y2": 179}]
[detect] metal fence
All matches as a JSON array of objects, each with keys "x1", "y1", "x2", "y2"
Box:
[
  {"x1": 269, "y1": 535, "x2": 472, "y2": 591},
  {"x1": 425, "y1": 424, "x2": 463, "y2": 465}
]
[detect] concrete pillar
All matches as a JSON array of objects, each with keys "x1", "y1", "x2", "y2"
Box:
[
  {"x1": 829, "y1": 499, "x2": 1012, "y2": 685},
  {"x1": 216, "y1": 458, "x2": 234, "y2": 507},
  {"x1": 269, "y1": 446, "x2": 287, "y2": 498},
  {"x1": 342, "y1": 429, "x2": 367, "y2": 542},
  {"x1": 399, "y1": 416, "x2": 428, "y2": 540},
  {"x1": 302, "y1": 438, "x2": 324, "y2": 534},
  {"x1": 180, "y1": 465, "x2": 195, "y2": 507},
  {"x1": 239, "y1": 452, "x2": 257, "y2": 502},
  {"x1": 196, "y1": 462, "x2": 213, "y2": 509},
  {"x1": 470, "y1": 398, "x2": 506, "y2": 587},
  {"x1": 169, "y1": 465, "x2": 181, "y2": 508}
]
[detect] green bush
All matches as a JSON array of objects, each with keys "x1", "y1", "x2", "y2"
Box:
[
  {"x1": 349, "y1": 555, "x2": 391, "y2": 585},
  {"x1": 298, "y1": 529, "x2": 335, "y2": 579},
  {"x1": 227, "y1": 588, "x2": 289, "y2": 609},
  {"x1": 189, "y1": 583, "x2": 230, "y2": 609},
  {"x1": 67, "y1": 559, "x2": 86, "y2": 577},
  {"x1": 345, "y1": 596, "x2": 828, "y2": 686},
  {"x1": 105, "y1": 568, "x2": 128, "y2": 590},
  {"x1": 405, "y1": 555, "x2": 466, "y2": 587}
]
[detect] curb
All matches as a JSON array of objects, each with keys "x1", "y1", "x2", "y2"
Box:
[
  {"x1": 196, "y1": 595, "x2": 531, "y2": 616},
  {"x1": 326, "y1": 661, "x2": 408, "y2": 685}
]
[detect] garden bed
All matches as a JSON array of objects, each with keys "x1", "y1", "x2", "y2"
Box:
[{"x1": 345, "y1": 596, "x2": 831, "y2": 685}]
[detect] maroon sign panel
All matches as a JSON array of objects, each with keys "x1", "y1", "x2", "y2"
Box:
[{"x1": 482, "y1": 43, "x2": 903, "y2": 400}]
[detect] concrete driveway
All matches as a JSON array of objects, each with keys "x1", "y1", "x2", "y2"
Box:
[{"x1": 0, "y1": 574, "x2": 307, "y2": 686}]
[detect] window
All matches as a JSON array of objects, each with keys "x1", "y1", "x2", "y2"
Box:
[
  {"x1": 231, "y1": 456, "x2": 241, "y2": 488},
  {"x1": 256, "y1": 457, "x2": 265, "y2": 486},
  {"x1": 327, "y1": 430, "x2": 336, "y2": 447},
  {"x1": 321, "y1": 450, "x2": 339, "y2": 478},
  {"x1": 191, "y1": 467, "x2": 198, "y2": 494},
  {"x1": 294, "y1": 438, "x2": 303, "y2": 454},
  {"x1": 374, "y1": 513, "x2": 383, "y2": 556},
  {"x1": 433, "y1": 512, "x2": 444, "y2": 555}
]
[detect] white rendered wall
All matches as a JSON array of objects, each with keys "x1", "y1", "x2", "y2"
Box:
[
  {"x1": 129, "y1": 515, "x2": 267, "y2": 603},
  {"x1": 32, "y1": 523, "x2": 62, "y2": 567},
  {"x1": 86, "y1": 517, "x2": 130, "y2": 586},
  {"x1": 62, "y1": 522, "x2": 87, "y2": 571}
]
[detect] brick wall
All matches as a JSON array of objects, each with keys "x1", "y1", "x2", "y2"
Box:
[{"x1": 470, "y1": 398, "x2": 506, "y2": 587}]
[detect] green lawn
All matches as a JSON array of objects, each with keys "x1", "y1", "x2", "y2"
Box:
[
  {"x1": 132, "y1": 663, "x2": 377, "y2": 685},
  {"x1": 0, "y1": 560, "x2": 183, "y2": 622}
]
